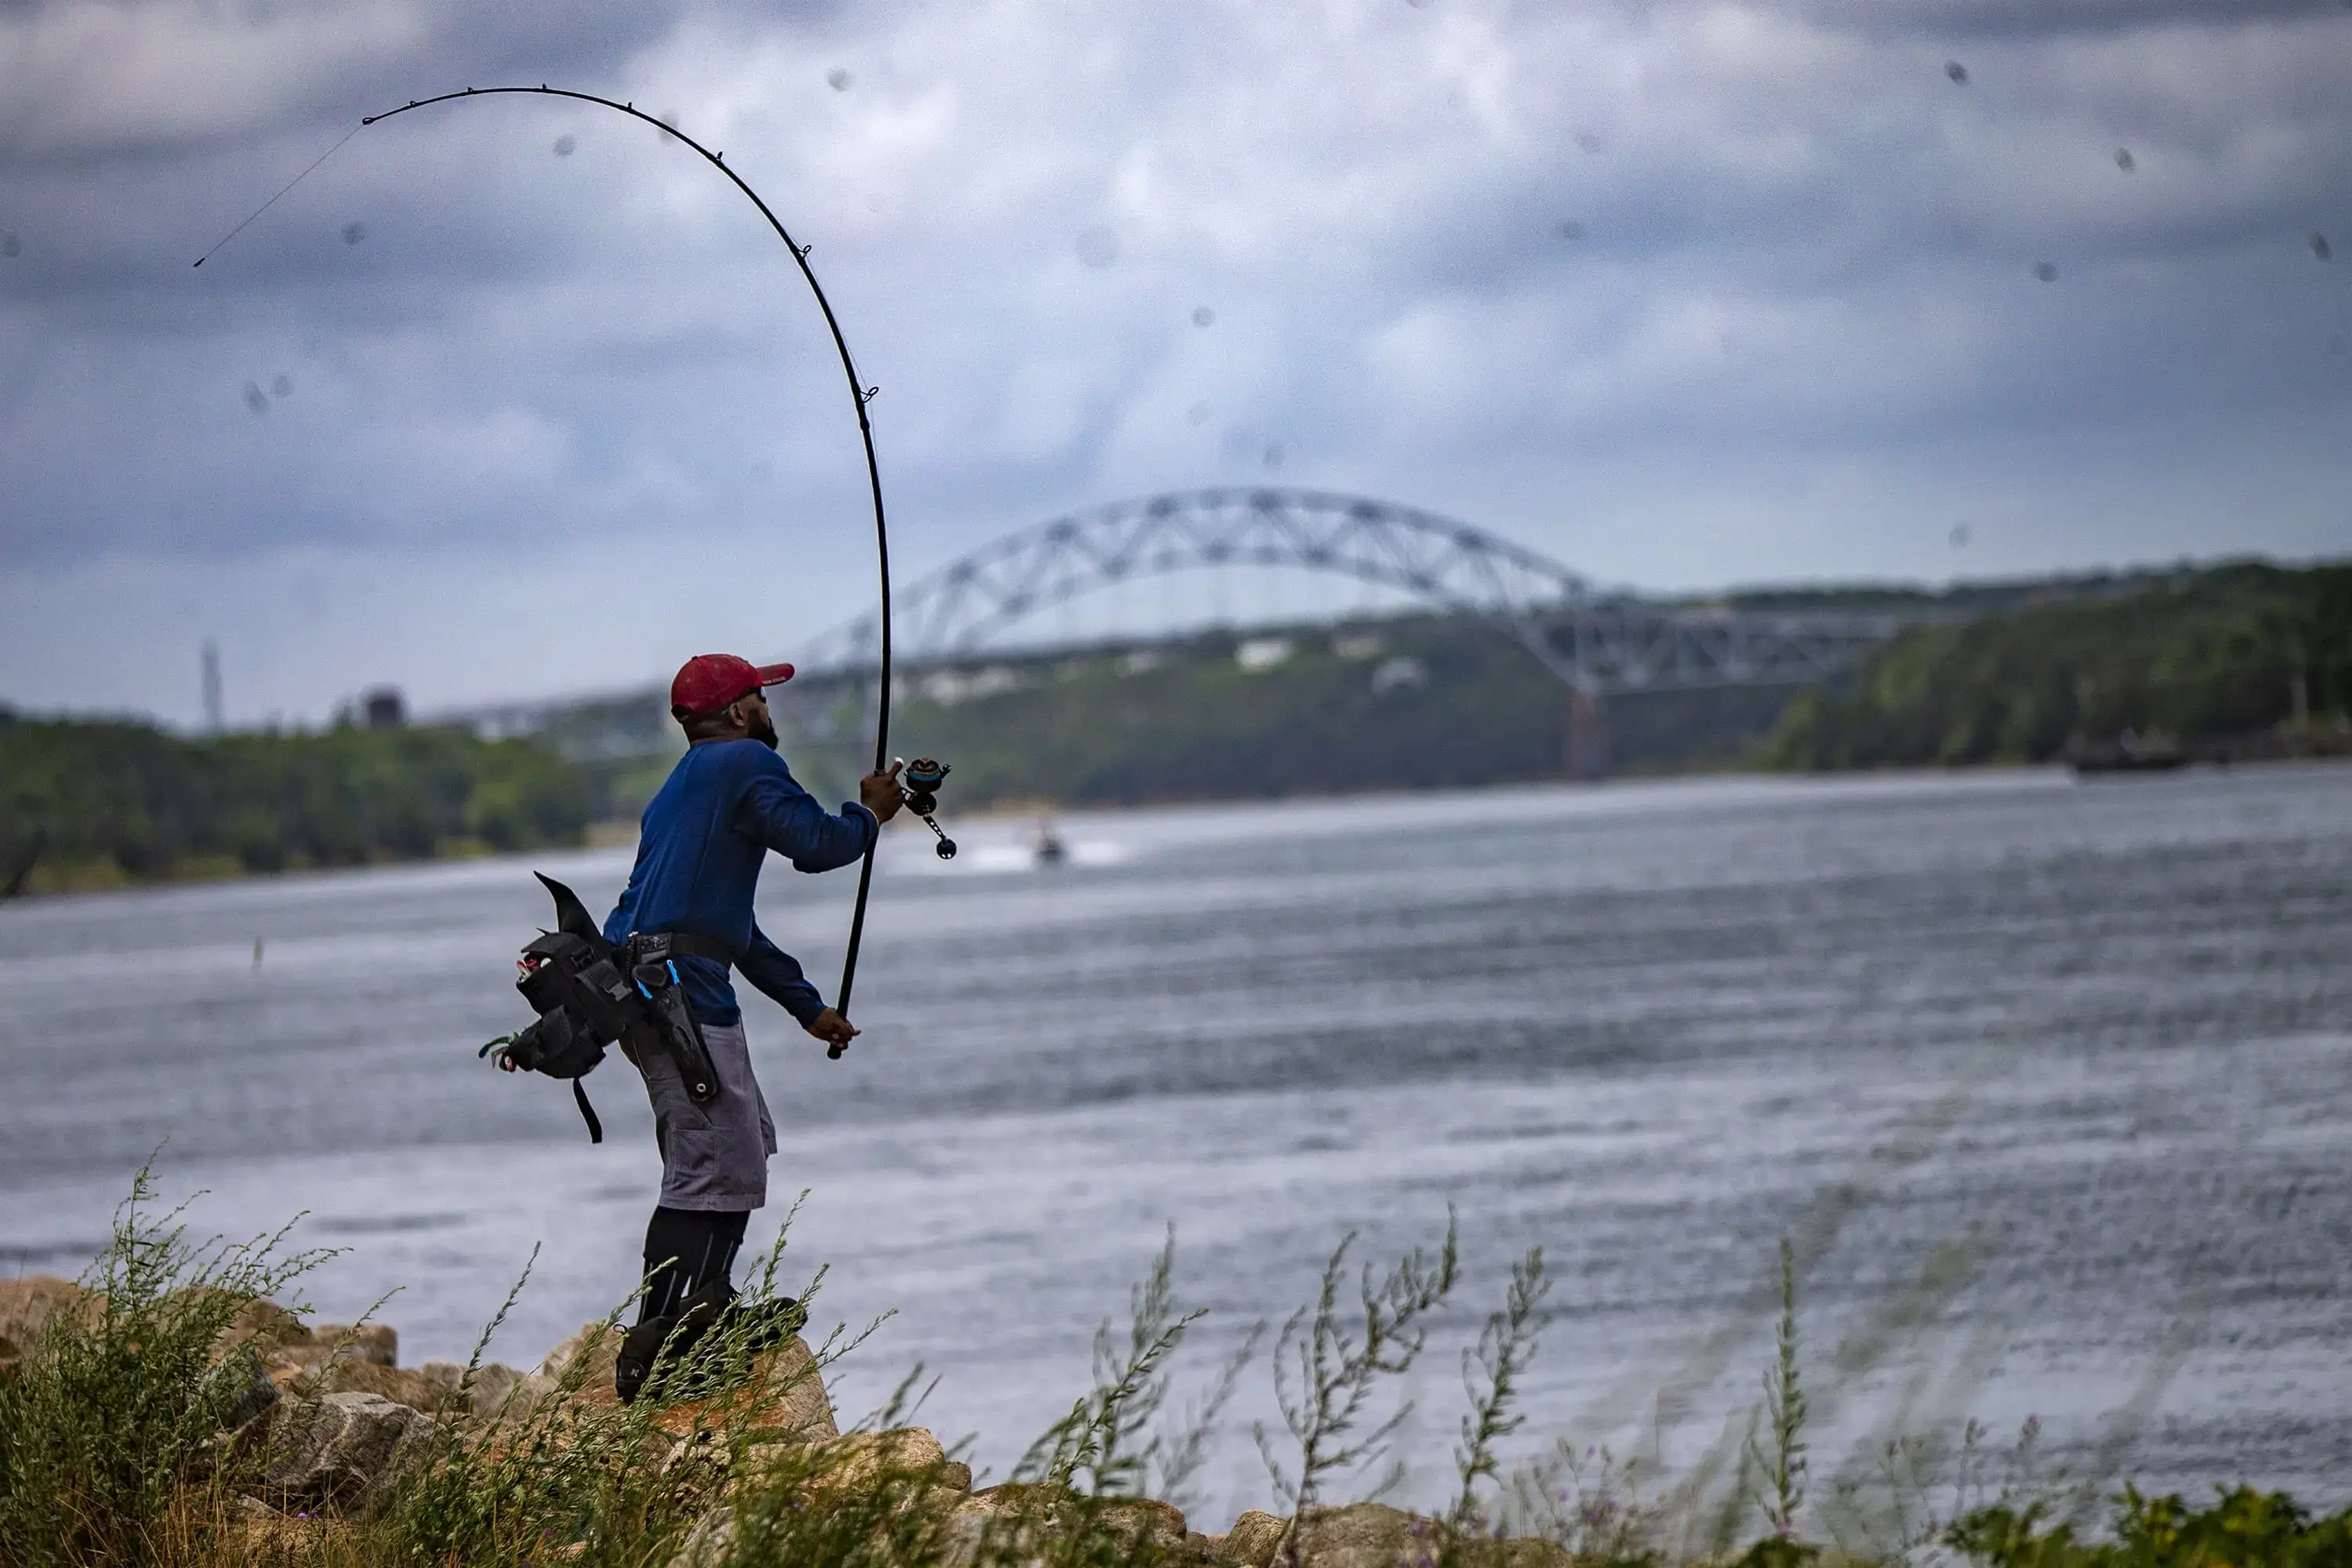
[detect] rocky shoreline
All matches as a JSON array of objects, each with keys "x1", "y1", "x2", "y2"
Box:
[{"x1": 0, "y1": 1274, "x2": 1484, "y2": 1568}]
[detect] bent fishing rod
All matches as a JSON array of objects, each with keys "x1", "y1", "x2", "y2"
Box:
[{"x1": 198, "y1": 85, "x2": 900, "y2": 1034}]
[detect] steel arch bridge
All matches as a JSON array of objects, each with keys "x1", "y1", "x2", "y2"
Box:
[{"x1": 793, "y1": 487, "x2": 1900, "y2": 694}]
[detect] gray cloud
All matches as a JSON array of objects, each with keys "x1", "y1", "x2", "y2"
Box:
[{"x1": 2, "y1": 0, "x2": 2349, "y2": 722}]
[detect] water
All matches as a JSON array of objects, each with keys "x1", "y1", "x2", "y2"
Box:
[{"x1": 3, "y1": 766, "x2": 2349, "y2": 1529}]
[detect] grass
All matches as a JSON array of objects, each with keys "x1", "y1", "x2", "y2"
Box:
[{"x1": 2, "y1": 1183, "x2": 2345, "y2": 1568}]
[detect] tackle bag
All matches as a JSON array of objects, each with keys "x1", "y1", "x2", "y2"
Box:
[{"x1": 481, "y1": 873, "x2": 727, "y2": 1142}]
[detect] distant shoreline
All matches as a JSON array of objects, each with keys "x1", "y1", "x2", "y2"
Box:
[{"x1": 21, "y1": 757, "x2": 2352, "y2": 904}]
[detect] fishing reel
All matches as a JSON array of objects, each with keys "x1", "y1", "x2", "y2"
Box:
[{"x1": 899, "y1": 757, "x2": 956, "y2": 859}]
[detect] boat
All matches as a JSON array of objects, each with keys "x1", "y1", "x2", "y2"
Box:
[{"x1": 2069, "y1": 729, "x2": 2187, "y2": 777}]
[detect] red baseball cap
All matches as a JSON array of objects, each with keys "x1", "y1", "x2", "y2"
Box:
[{"x1": 670, "y1": 653, "x2": 795, "y2": 717}]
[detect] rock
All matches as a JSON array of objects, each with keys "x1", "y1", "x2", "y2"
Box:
[
  {"x1": 1214, "y1": 1509, "x2": 1291, "y2": 1566},
  {"x1": 255, "y1": 1391, "x2": 435, "y2": 1513},
  {"x1": 412, "y1": 1359, "x2": 465, "y2": 1400},
  {"x1": 0, "y1": 1276, "x2": 93, "y2": 1370},
  {"x1": 942, "y1": 1484, "x2": 1190, "y2": 1567},
  {"x1": 528, "y1": 1320, "x2": 837, "y2": 1444},
  {"x1": 217, "y1": 1345, "x2": 283, "y2": 1433},
  {"x1": 796, "y1": 1427, "x2": 971, "y2": 1497},
  {"x1": 1495, "y1": 1541, "x2": 1574, "y2": 1568},
  {"x1": 652, "y1": 1334, "x2": 838, "y2": 1446},
  {"x1": 210, "y1": 1294, "x2": 311, "y2": 1362},
  {"x1": 667, "y1": 1506, "x2": 735, "y2": 1568},
  {"x1": 416, "y1": 1358, "x2": 527, "y2": 1417},
  {"x1": 312, "y1": 1323, "x2": 398, "y2": 1367},
  {"x1": 539, "y1": 1321, "x2": 624, "y2": 1401},
  {"x1": 308, "y1": 1356, "x2": 462, "y2": 1414},
  {"x1": 222, "y1": 1494, "x2": 351, "y2": 1555},
  {"x1": 265, "y1": 1322, "x2": 396, "y2": 1378},
  {"x1": 244, "y1": 1316, "x2": 404, "y2": 1399},
  {"x1": 1290, "y1": 1502, "x2": 1447, "y2": 1568}
]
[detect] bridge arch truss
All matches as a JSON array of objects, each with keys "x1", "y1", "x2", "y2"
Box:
[{"x1": 797, "y1": 488, "x2": 1899, "y2": 694}]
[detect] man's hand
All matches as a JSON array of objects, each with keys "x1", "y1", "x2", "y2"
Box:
[
  {"x1": 858, "y1": 760, "x2": 905, "y2": 823},
  {"x1": 804, "y1": 1007, "x2": 859, "y2": 1053}
]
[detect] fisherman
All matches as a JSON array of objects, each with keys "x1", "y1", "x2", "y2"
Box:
[{"x1": 600, "y1": 652, "x2": 903, "y2": 1396}]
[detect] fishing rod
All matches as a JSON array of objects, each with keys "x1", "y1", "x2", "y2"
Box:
[{"x1": 198, "y1": 84, "x2": 903, "y2": 1029}]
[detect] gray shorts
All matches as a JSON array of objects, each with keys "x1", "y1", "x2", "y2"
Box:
[{"x1": 636, "y1": 1020, "x2": 775, "y2": 1211}]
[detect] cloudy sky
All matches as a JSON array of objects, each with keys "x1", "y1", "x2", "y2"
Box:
[{"x1": 2, "y1": 0, "x2": 2347, "y2": 725}]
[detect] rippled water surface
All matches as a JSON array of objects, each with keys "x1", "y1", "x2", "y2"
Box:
[{"x1": 3, "y1": 766, "x2": 2348, "y2": 1525}]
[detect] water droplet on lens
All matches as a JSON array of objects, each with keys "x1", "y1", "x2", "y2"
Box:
[
  {"x1": 1, "y1": 234, "x2": 18, "y2": 258},
  {"x1": 2034, "y1": 261, "x2": 2058, "y2": 282},
  {"x1": 2114, "y1": 147, "x2": 2134, "y2": 172},
  {"x1": 270, "y1": 373, "x2": 292, "y2": 397},
  {"x1": 1558, "y1": 220, "x2": 1585, "y2": 240},
  {"x1": 1192, "y1": 306, "x2": 1215, "y2": 327},
  {"x1": 554, "y1": 135, "x2": 576, "y2": 157},
  {"x1": 341, "y1": 221, "x2": 366, "y2": 245},
  {"x1": 242, "y1": 382, "x2": 268, "y2": 416},
  {"x1": 1074, "y1": 225, "x2": 1120, "y2": 269},
  {"x1": 2313, "y1": 232, "x2": 2334, "y2": 262},
  {"x1": 827, "y1": 68, "x2": 852, "y2": 92},
  {"x1": 1945, "y1": 60, "x2": 1968, "y2": 84}
]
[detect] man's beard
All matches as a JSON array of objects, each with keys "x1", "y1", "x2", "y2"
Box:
[{"x1": 750, "y1": 712, "x2": 780, "y2": 750}]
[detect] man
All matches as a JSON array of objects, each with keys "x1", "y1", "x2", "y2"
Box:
[{"x1": 601, "y1": 652, "x2": 903, "y2": 1398}]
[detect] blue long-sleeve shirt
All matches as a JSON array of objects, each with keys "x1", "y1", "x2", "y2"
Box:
[{"x1": 603, "y1": 739, "x2": 878, "y2": 1027}]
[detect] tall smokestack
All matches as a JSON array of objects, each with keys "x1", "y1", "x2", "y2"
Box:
[{"x1": 201, "y1": 641, "x2": 223, "y2": 734}]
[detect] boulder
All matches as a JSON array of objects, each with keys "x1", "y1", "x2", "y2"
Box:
[
  {"x1": 263, "y1": 1322, "x2": 398, "y2": 1385},
  {"x1": 210, "y1": 1294, "x2": 311, "y2": 1362},
  {"x1": 790, "y1": 1426, "x2": 971, "y2": 1497},
  {"x1": 652, "y1": 1334, "x2": 838, "y2": 1446},
  {"x1": 1290, "y1": 1503, "x2": 1447, "y2": 1568},
  {"x1": 254, "y1": 1391, "x2": 435, "y2": 1513},
  {"x1": 216, "y1": 1345, "x2": 284, "y2": 1434},
  {"x1": 1494, "y1": 1541, "x2": 1575, "y2": 1568},
  {"x1": 538, "y1": 1320, "x2": 624, "y2": 1402},
  {"x1": 1213, "y1": 1509, "x2": 1291, "y2": 1567},
  {"x1": 222, "y1": 1494, "x2": 351, "y2": 1555},
  {"x1": 0, "y1": 1276, "x2": 93, "y2": 1370},
  {"x1": 667, "y1": 1506, "x2": 735, "y2": 1568},
  {"x1": 662, "y1": 1432, "x2": 973, "y2": 1568},
  {"x1": 942, "y1": 1483, "x2": 1191, "y2": 1567},
  {"x1": 416, "y1": 1358, "x2": 526, "y2": 1417},
  {"x1": 523, "y1": 1320, "x2": 837, "y2": 1439},
  {"x1": 311, "y1": 1323, "x2": 399, "y2": 1367},
  {"x1": 307, "y1": 1356, "x2": 463, "y2": 1415}
]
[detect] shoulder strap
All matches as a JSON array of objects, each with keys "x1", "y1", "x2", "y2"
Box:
[{"x1": 573, "y1": 1080, "x2": 604, "y2": 1144}]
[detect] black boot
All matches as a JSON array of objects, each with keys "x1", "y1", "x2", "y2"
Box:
[{"x1": 620, "y1": 1207, "x2": 748, "y2": 1403}]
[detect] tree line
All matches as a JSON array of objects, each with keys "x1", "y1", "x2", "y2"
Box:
[
  {"x1": 1758, "y1": 561, "x2": 2352, "y2": 769},
  {"x1": 0, "y1": 713, "x2": 587, "y2": 895}
]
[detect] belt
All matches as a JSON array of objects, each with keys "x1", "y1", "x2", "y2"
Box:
[{"x1": 625, "y1": 931, "x2": 740, "y2": 967}]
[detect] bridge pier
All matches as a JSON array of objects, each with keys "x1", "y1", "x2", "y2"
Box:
[{"x1": 1566, "y1": 685, "x2": 1610, "y2": 780}]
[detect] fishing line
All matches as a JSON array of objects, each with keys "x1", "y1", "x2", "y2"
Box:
[
  {"x1": 192, "y1": 121, "x2": 366, "y2": 268},
  {"x1": 196, "y1": 84, "x2": 898, "y2": 1023}
]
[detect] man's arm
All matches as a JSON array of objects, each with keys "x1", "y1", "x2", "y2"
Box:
[
  {"x1": 735, "y1": 756, "x2": 882, "y2": 873},
  {"x1": 736, "y1": 923, "x2": 826, "y2": 1025},
  {"x1": 741, "y1": 923, "x2": 860, "y2": 1051}
]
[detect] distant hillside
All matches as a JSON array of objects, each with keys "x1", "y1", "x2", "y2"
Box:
[
  {"x1": 0, "y1": 715, "x2": 586, "y2": 895},
  {"x1": 768, "y1": 615, "x2": 1800, "y2": 813},
  {"x1": 1686, "y1": 564, "x2": 2191, "y2": 619},
  {"x1": 1757, "y1": 561, "x2": 2352, "y2": 770}
]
